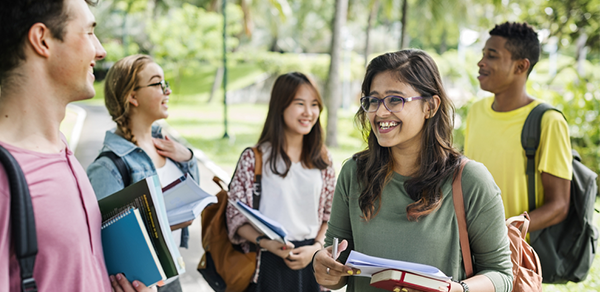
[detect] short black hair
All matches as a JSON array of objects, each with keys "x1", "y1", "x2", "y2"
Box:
[
  {"x1": 0, "y1": 0, "x2": 98, "y2": 84},
  {"x1": 489, "y1": 21, "x2": 540, "y2": 75}
]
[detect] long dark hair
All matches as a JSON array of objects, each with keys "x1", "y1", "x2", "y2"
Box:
[
  {"x1": 257, "y1": 72, "x2": 329, "y2": 177},
  {"x1": 354, "y1": 50, "x2": 461, "y2": 221}
]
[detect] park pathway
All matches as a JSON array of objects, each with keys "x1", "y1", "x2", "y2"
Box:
[{"x1": 72, "y1": 102, "x2": 216, "y2": 292}]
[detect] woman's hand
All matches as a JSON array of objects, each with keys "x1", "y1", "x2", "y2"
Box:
[
  {"x1": 110, "y1": 273, "x2": 156, "y2": 292},
  {"x1": 313, "y1": 239, "x2": 360, "y2": 287},
  {"x1": 153, "y1": 135, "x2": 192, "y2": 162},
  {"x1": 260, "y1": 238, "x2": 295, "y2": 259},
  {"x1": 284, "y1": 243, "x2": 322, "y2": 270}
]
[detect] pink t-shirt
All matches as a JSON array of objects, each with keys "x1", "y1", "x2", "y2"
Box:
[{"x1": 0, "y1": 140, "x2": 111, "y2": 292}]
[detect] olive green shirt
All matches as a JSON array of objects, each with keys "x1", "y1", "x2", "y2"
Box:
[{"x1": 325, "y1": 159, "x2": 513, "y2": 292}]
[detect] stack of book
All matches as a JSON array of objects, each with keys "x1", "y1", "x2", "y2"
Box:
[{"x1": 99, "y1": 175, "x2": 216, "y2": 287}]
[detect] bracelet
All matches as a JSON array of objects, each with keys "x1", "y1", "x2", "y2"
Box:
[
  {"x1": 255, "y1": 235, "x2": 269, "y2": 248},
  {"x1": 314, "y1": 241, "x2": 324, "y2": 249},
  {"x1": 452, "y1": 280, "x2": 469, "y2": 292}
]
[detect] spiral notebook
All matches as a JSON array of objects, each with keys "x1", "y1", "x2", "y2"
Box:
[{"x1": 101, "y1": 207, "x2": 166, "y2": 287}]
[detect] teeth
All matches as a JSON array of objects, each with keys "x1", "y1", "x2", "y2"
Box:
[{"x1": 379, "y1": 121, "x2": 398, "y2": 130}]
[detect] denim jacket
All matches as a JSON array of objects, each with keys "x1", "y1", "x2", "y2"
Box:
[{"x1": 87, "y1": 124, "x2": 199, "y2": 248}]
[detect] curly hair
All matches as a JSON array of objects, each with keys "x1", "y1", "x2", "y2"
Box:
[
  {"x1": 354, "y1": 49, "x2": 462, "y2": 222},
  {"x1": 490, "y1": 21, "x2": 540, "y2": 75}
]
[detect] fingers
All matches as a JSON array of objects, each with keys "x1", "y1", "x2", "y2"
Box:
[
  {"x1": 313, "y1": 249, "x2": 360, "y2": 286},
  {"x1": 335, "y1": 239, "x2": 349, "y2": 259},
  {"x1": 110, "y1": 275, "x2": 123, "y2": 292},
  {"x1": 285, "y1": 241, "x2": 295, "y2": 250},
  {"x1": 284, "y1": 257, "x2": 304, "y2": 270},
  {"x1": 110, "y1": 273, "x2": 149, "y2": 292}
]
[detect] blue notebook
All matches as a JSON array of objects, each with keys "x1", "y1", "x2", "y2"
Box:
[
  {"x1": 101, "y1": 207, "x2": 166, "y2": 287},
  {"x1": 234, "y1": 201, "x2": 288, "y2": 243}
]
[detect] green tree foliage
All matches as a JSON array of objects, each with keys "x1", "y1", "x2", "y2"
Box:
[
  {"x1": 147, "y1": 3, "x2": 243, "y2": 91},
  {"x1": 520, "y1": 0, "x2": 600, "y2": 56}
]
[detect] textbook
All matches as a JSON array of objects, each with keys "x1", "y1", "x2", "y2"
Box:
[
  {"x1": 370, "y1": 269, "x2": 450, "y2": 292},
  {"x1": 98, "y1": 175, "x2": 186, "y2": 280},
  {"x1": 232, "y1": 200, "x2": 288, "y2": 243},
  {"x1": 345, "y1": 250, "x2": 451, "y2": 283},
  {"x1": 101, "y1": 207, "x2": 166, "y2": 287},
  {"x1": 162, "y1": 174, "x2": 217, "y2": 226}
]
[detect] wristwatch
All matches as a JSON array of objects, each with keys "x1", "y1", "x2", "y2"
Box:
[{"x1": 255, "y1": 235, "x2": 269, "y2": 247}]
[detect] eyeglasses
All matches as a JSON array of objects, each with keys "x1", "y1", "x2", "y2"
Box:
[
  {"x1": 134, "y1": 80, "x2": 170, "y2": 95},
  {"x1": 360, "y1": 95, "x2": 426, "y2": 113}
]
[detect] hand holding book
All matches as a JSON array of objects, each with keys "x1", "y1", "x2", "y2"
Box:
[{"x1": 109, "y1": 272, "x2": 154, "y2": 292}]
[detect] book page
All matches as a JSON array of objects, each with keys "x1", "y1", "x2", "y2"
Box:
[{"x1": 345, "y1": 250, "x2": 450, "y2": 280}]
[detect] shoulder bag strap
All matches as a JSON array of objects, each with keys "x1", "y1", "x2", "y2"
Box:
[
  {"x1": 520, "y1": 103, "x2": 563, "y2": 212},
  {"x1": 0, "y1": 145, "x2": 38, "y2": 292},
  {"x1": 95, "y1": 151, "x2": 131, "y2": 187},
  {"x1": 251, "y1": 147, "x2": 262, "y2": 209},
  {"x1": 453, "y1": 158, "x2": 473, "y2": 278}
]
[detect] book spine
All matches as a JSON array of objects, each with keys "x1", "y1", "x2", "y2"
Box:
[{"x1": 102, "y1": 207, "x2": 133, "y2": 229}]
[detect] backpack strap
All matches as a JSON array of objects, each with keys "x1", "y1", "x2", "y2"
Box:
[
  {"x1": 453, "y1": 158, "x2": 472, "y2": 278},
  {"x1": 0, "y1": 145, "x2": 38, "y2": 292},
  {"x1": 521, "y1": 103, "x2": 563, "y2": 212},
  {"x1": 95, "y1": 151, "x2": 131, "y2": 187},
  {"x1": 251, "y1": 147, "x2": 262, "y2": 209}
]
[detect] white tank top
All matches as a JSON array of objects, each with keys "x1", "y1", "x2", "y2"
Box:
[{"x1": 259, "y1": 145, "x2": 323, "y2": 241}]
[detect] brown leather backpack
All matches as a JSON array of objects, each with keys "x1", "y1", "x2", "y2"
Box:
[
  {"x1": 197, "y1": 147, "x2": 262, "y2": 292},
  {"x1": 505, "y1": 213, "x2": 543, "y2": 291}
]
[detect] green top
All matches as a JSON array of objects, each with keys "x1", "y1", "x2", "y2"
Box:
[{"x1": 325, "y1": 159, "x2": 513, "y2": 292}]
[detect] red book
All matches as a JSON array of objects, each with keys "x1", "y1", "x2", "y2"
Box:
[{"x1": 370, "y1": 269, "x2": 450, "y2": 292}]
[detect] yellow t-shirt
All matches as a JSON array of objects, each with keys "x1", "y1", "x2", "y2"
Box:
[{"x1": 464, "y1": 97, "x2": 572, "y2": 219}]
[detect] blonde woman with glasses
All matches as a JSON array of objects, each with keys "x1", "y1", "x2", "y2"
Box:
[{"x1": 87, "y1": 54, "x2": 199, "y2": 292}]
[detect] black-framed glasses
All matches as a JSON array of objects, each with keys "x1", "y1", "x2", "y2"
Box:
[
  {"x1": 134, "y1": 80, "x2": 170, "y2": 95},
  {"x1": 360, "y1": 95, "x2": 426, "y2": 113}
]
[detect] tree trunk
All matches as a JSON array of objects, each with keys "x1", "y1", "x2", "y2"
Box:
[
  {"x1": 399, "y1": 0, "x2": 408, "y2": 49},
  {"x1": 239, "y1": 0, "x2": 253, "y2": 37},
  {"x1": 440, "y1": 28, "x2": 447, "y2": 54},
  {"x1": 208, "y1": 67, "x2": 224, "y2": 103},
  {"x1": 324, "y1": 0, "x2": 349, "y2": 148},
  {"x1": 364, "y1": 0, "x2": 379, "y2": 68}
]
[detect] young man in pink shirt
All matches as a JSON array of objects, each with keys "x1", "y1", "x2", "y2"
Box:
[{"x1": 0, "y1": 0, "x2": 152, "y2": 291}]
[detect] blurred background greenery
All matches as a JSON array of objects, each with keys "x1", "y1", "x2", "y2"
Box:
[{"x1": 85, "y1": 0, "x2": 599, "y2": 290}]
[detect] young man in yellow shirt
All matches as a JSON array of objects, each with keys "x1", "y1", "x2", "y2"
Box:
[{"x1": 464, "y1": 22, "x2": 572, "y2": 232}]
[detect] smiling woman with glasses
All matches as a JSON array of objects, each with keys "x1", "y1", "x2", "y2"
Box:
[
  {"x1": 87, "y1": 54, "x2": 198, "y2": 292},
  {"x1": 312, "y1": 50, "x2": 513, "y2": 292}
]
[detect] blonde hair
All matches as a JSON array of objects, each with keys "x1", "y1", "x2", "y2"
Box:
[{"x1": 104, "y1": 54, "x2": 154, "y2": 144}]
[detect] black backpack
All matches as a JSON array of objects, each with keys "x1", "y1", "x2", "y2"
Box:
[
  {"x1": 94, "y1": 151, "x2": 131, "y2": 187},
  {"x1": 522, "y1": 102, "x2": 599, "y2": 283},
  {"x1": 0, "y1": 145, "x2": 38, "y2": 292}
]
